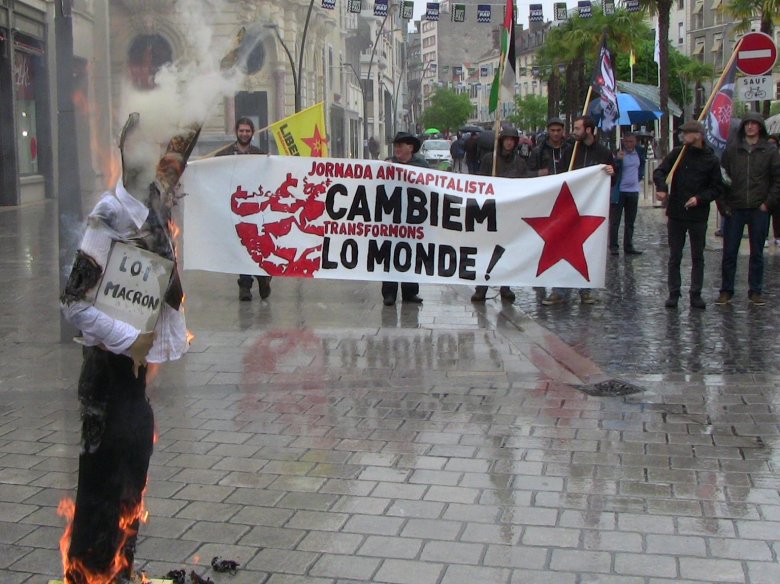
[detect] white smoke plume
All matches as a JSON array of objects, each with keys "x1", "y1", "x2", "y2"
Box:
[{"x1": 117, "y1": 0, "x2": 255, "y2": 189}]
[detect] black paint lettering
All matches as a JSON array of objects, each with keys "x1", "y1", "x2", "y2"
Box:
[
  {"x1": 367, "y1": 240, "x2": 392, "y2": 272},
  {"x1": 341, "y1": 239, "x2": 358, "y2": 269},
  {"x1": 348, "y1": 186, "x2": 371, "y2": 221},
  {"x1": 406, "y1": 188, "x2": 428, "y2": 224},
  {"x1": 437, "y1": 245, "x2": 457, "y2": 277},
  {"x1": 442, "y1": 194, "x2": 463, "y2": 231},
  {"x1": 325, "y1": 184, "x2": 348, "y2": 220},
  {"x1": 459, "y1": 247, "x2": 477, "y2": 280},
  {"x1": 393, "y1": 242, "x2": 412, "y2": 272},
  {"x1": 375, "y1": 185, "x2": 403, "y2": 223},
  {"x1": 465, "y1": 198, "x2": 497, "y2": 232},
  {"x1": 321, "y1": 237, "x2": 338, "y2": 269},
  {"x1": 414, "y1": 243, "x2": 436, "y2": 275}
]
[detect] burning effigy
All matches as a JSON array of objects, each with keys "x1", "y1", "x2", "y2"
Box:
[{"x1": 56, "y1": 16, "x2": 259, "y2": 583}]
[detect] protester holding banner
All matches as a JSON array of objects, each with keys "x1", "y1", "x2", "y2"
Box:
[
  {"x1": 543, "y1": 115, "x2": 614, "y2": 306},
  {"x1": 654, "y1": 121, "x2": 724, "y2": 310},
  {"x1": 716, "y1": 113, "x2": 780, "y2": 307},
  {"x1": 216, "y1": 117, "x2": 272, "y2": 302},
  {"x1": 381, "y1": 132, "x2": 429, "y2": 306}
]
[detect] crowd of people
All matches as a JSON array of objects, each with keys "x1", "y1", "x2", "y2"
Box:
[{"x1": 394, "y1": 113, "x2": 780, "y2": 310}]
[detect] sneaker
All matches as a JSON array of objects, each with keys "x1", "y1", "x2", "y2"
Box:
[
  {"x1": 749, "y1": 292, "x2": 766, "y2": 306},
  {"x1": 580, "y1": 292, "x2": 596, "y2": 304},
  {"x1": 690, "y1": 295, "x2": 706, "y2": 309},
  {"x1": 775, "y1": 239, "x2": 780, "y2": 246},
  {"x1": 257, "y1": 276, "x2": 271, "y2": 299},
  {"x1": 238, "y1": 287, "x2": 252, "y2": 301},
  {"x1": 714, "y1": 292, "x2": 732, "y2": 305},
  {"x1": 499, "y1": 286, "x2": 516, "y2": 302},
  {"x1": 665, "y1": 296, "x2": 679, "y2": 308},
  {"x1": 542, "y1": 292, "x2": 563, "y2": 306}
]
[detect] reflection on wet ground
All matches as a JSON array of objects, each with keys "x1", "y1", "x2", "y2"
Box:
[{"x1": 1, "y1": 201, "x2": 779, "y2": 583}]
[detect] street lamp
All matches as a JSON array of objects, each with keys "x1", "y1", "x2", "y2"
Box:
[{"x1": 264, "y1": 24, "x2": 300, "y2": 113}]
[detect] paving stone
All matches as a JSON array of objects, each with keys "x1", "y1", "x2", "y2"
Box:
[
  {"x1": 309, "y1": 554, "x2": 381, "y2": 580},
  {"x1": 441, "y1": 563, "x2": 512, "y2": 584},
  {"x1": 357, "y1": 535, "x2": 423, "y2": 559},
  {"x1": 421, "y1": 540, "x2": 484, "y2": 565}
]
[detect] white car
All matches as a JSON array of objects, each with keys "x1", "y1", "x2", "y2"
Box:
[{"x1": 420, "y1": 139, "x2": 453, "y2": 170}]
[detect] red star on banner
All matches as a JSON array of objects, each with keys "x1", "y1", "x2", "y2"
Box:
[
  {"x1": 302, "y1": 125, "x2": 328, "y2": 157},
  {"x1": 522, "y1": 181, "x2": 605, "y2": 280}
]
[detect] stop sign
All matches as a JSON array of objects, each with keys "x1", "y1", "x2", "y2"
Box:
[{"x1": 736, "y1": 32, "x2": 777, "y2": 76}]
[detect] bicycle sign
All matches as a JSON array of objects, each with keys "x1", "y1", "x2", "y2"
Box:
[{"x1": 737, "y1": 75, "x2": 772, "y2": 101}]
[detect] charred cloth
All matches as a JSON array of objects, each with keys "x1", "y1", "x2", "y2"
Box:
[{"x1": 211, "y1": 556, "x2": 240, "y2": 574}]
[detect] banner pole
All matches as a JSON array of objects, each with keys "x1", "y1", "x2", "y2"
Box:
[
  {"x1": 665, "y1": 37, "x2": 743, "y2": 188},
  {"x1": 568, "y1": 84, "x2": 594, "y2": 171}
]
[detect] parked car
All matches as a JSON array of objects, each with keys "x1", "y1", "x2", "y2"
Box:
[{"x1": 420, "y1": 139, "x2": 453, "y2": 170}]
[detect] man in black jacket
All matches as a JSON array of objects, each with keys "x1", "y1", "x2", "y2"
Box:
[
  {"x1": 716, "y1": 113, "x2": 780, "y2": 306},
  {"x1": 654, "y1": 121, "x2": 724, "y2": 309},
  {"x1": 382, "y1": 132, "x2": 429, "y2": 306},
  {"x1": 528, "y1": 117, "x2": 568, "y2": 176},
  {"x1": 543, "y1": 116, "x2": 615, "y2": 305}
]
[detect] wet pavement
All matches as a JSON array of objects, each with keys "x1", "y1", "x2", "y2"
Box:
[{"x1": 1, "y1": 200, "x2": 780, "y2": 584}]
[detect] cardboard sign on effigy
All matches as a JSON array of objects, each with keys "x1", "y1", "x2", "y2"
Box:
[{"x1": 92, "y1": 241, "x2": 174, "y2": 332}]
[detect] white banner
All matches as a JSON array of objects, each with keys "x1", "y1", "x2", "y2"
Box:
[{"x1": 181, "y1": 157, "x2": 610, "y2": 288}]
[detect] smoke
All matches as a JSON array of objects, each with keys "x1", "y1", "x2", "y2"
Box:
[{"x1": 117, "y1": 0, "x2": 256, "y2": 189}]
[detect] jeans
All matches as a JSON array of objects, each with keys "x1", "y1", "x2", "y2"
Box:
[
  {"x1": 667, "y1": 218, "x2": 707, "y2": 297},
  {"x1": 720, "y1": 207, "x2": 770, "y2": 295},
  {"x1": 609, "y1": 192, "x2": 639, "y2": 250}
]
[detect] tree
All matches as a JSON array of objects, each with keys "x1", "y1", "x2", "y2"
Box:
[
  {"x1": 420, "y1": 89, "x2": 473, "y2": 134},
  {"x1": 638, "y1": 0, "x2": 674, "y2": 156},
  {"x1": 508, "y1": 95, "x2": 548, "y2": 132},
  {"x1": 722, "y1": 0, "x2": 780, "y2": 116}
]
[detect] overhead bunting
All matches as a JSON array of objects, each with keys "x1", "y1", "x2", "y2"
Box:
[
  {"x1": 452, "y1": 3, "x2": 466, "y2": 21},
  {"x1": 425, "y1": 2, "x2": 440, "y2": 20},
  {"x1": 400, "y1": 0, "x2": 414, "y2": 18},
  {"x1": 529, "y1": 4, "x2": 543, "y2": 22},
  {"x1": 347, "y1": 0, "x2": 362, "y2": 13},
  {"x1": 578, "y1": 0, "x2": 592, "y2": 18},
  {"x1": 477, "y1": 4, "x2": 492, "y2": 22},
  {"x1": 374, "y1": 0, "x2": 388, "y2": 17}
]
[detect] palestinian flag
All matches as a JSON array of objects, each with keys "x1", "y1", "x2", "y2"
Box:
[{"x1": 489, "y1": 0, "x2": 516, "y2": 114}]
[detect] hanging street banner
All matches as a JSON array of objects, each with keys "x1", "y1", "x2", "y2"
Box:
[
  {"x1": 322, "y1": 0, "x2": 336, "y2": 9},
  {"x1": 452, "y1": 3, "x2": 466, "y2": 21},
  {"x1": 578, "y1": 1, "x2": 592, "y2": 18},
  {"x1": 374, "y1": 0, "x2": 388, "y2": 17},
  {"x1": 400, "y1": 0, "x2": 414, "y2": 19},
  {"x1": 477, "y1": 4, "x2": 492, "y2": 22},
  {"x1": 347, "y1": 0, "x2": 362, "y2": 13},
  {"x1": 425, "y1": 2, "x2": 440, "y2": 20},
  {"x1": 603, "y1": 0, "x2": 615, "y2": 15},
  {"x1": 180, "y1": 157, "x2": 610, "y2": 288},
  {"x1": 529, "y1": 4, "x2": 544, "y2": 22},
  {"x1": 554, "y1": 2, "x2": 568, "y2": 20}
]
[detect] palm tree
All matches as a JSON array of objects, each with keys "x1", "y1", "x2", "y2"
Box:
[
  {"x1": 636, "y1": 0, "x2": 673, "y2": 156},
  {"x1": 722, "y1": 0, "x2": 780, "y2": 116}
]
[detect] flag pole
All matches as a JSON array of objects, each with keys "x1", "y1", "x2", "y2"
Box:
[
  {"x1": 568, "y1": 85, "x2": 594, "y2": 171},
  {"x1": 491, "y1": 53, "x2": 505, "y2": 177},
  {"x1": 664, "y1": 37, "x2": 743, "y2": 187}
]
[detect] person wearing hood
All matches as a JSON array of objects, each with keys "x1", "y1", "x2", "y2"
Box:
[
  {"x1": 470, "y1": 127, "x2": 537, "y2": 303},
  {"x1": 381, "y1": 132, "x2": 429, "y2": 306},
  {"x1": 654, "y1": 120, "x2": 725, "y2": 309},
  {"x1": 716, "y1": 113, "x2": 780, "y2": 306}
]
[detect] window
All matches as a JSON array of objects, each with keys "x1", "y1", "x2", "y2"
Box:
[
  {"x1": 693, "y1": 37, "x2": 705, "y2": 57},
  {"x1": 127, "y1": 34, "x2": 172, "y2": 90},
  {"x1": 14, "y1": 50, "x2": 39, "y2": 175},
  {"x1": 678, "y1": 22, "x2": 684, "y2": 44},
  {"x1": 692, "y1": 0, "x2": 703, "y2": 13}
]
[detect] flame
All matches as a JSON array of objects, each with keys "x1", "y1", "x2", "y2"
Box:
[
  {"x1": 58, "y1": 490, "x2": 149, "y2": 584},
  {"x1": 168, "y1": 219, "x2": 195, "y2": 346},
  {"x1": 72, "y1": 86, "x2": 121, "y2": 189}
]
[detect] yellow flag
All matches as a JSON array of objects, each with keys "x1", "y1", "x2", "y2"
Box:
[
  {"x1": 271, "y1": 102, "x2": 329, "y2": 157},
  {"x1": 629, "y1": 50, "x2": 636, "y2": 67}
]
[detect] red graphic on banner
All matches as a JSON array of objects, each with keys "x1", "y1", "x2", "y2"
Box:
[
  {"x1": 231, "y1": 173, "x2": 328, "y2": 277},
  {"x1": 302, "y1": 125, "x2": 328, "y2": 157},
  {"x1": 522, "y1": 182, "x2": 604, "y2": 280}
]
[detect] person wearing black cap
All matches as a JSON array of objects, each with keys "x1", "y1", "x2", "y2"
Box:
[
  {"x1": 654, "y1": 120, "x2": 724, "y2": 309},
  {"x1": 528, "y1": 117, "x2": 569, "y2": 177},
  {"x1": 381, "y1": 132, "x2": 429, "y2": 306},
  {"x1": 716, "y1": 113, "x2": 780, "y2": 307}
]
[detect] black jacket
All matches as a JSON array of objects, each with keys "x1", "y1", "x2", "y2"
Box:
[
  {"x1": 528, "y1": 140, "x2": 569, "y2": 175},
  {"x1": 562, "y1": 140, "x2": 617, "y2": 186},
  {"x1": 653, "y1": 144, "x2": 724, "y2": 222},
  {"x1": 478, "y1": 148, "x2": 534, "y2": 178},
  {"x1": 721, "y1": 140, "x2": 780, "y2": 212},
  {"x1": 215, "y1": 142, "x2": 264, "y2": 156},
  {"x1": 387, "y1": 153, "x2": 430, "y2": 168}
]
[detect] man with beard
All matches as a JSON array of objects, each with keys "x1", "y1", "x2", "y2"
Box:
[
  {"x1": 542, "y1": 115, "x2": 615, "y2": 306},
  {"x1": 528, "y1": 117, "x2": 568, "y2": 177},
  {"x1": 654, "y1": 120, "x2": 724, "y2": 309},
  {"x1": 216, "y1": 117, "x2": 271, "y2": 301}
]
